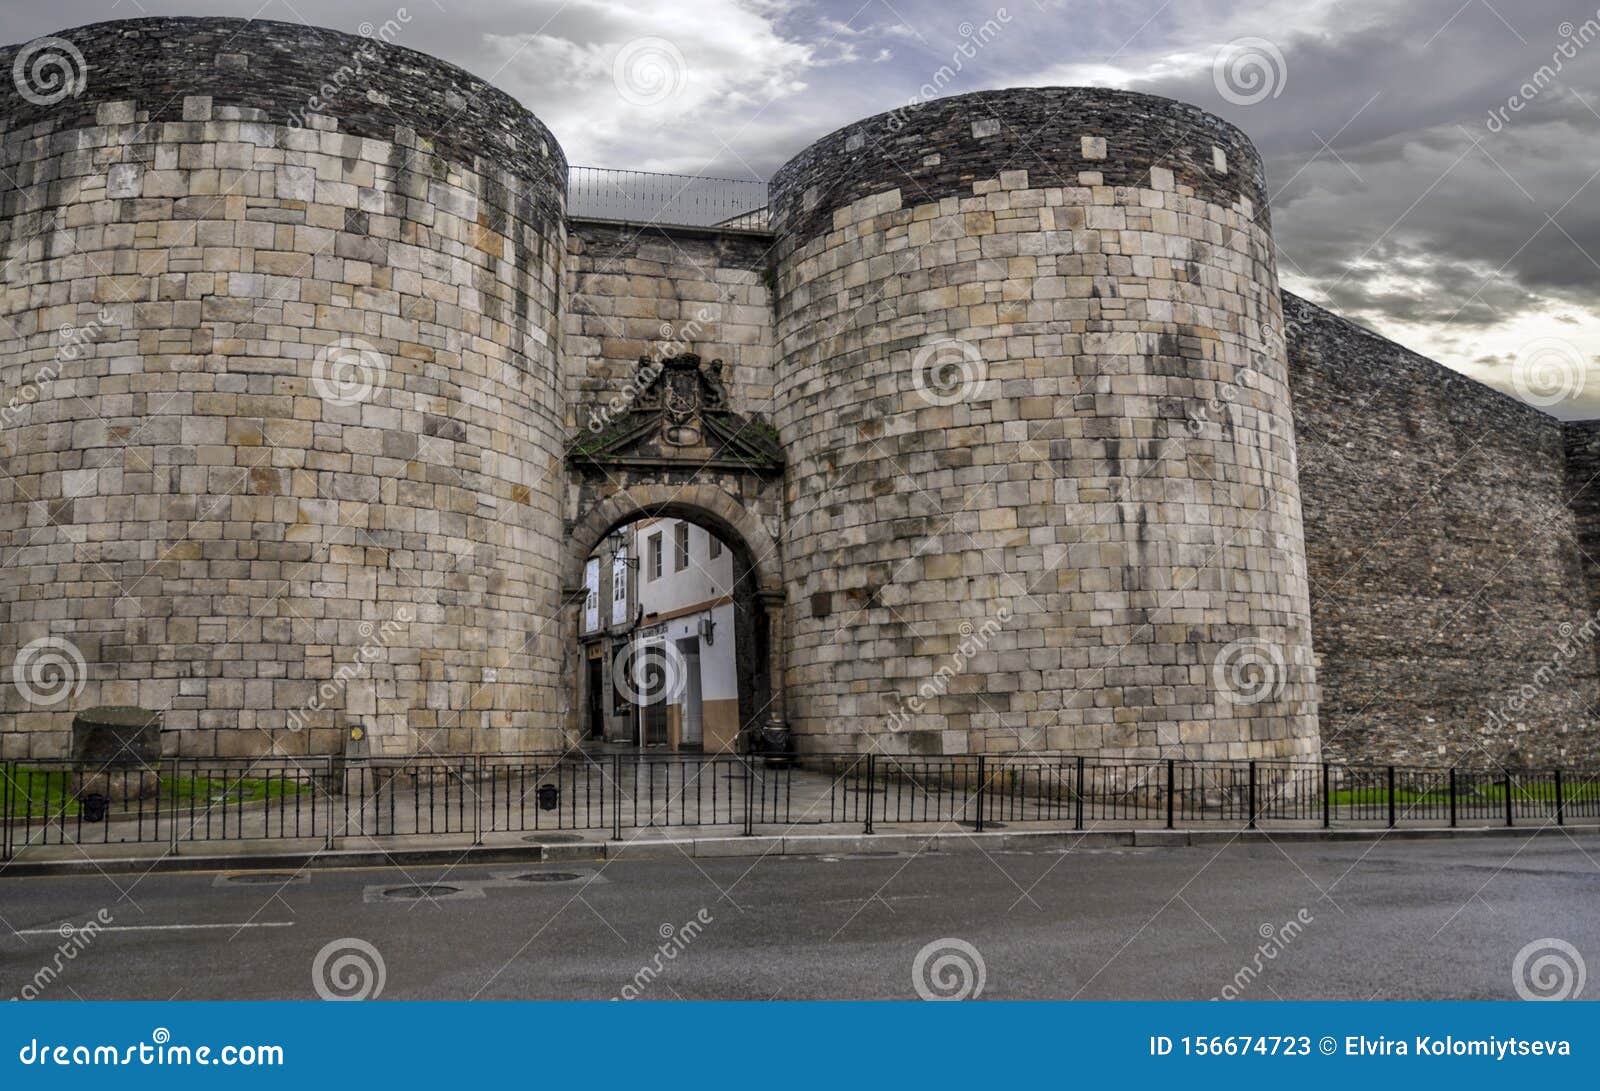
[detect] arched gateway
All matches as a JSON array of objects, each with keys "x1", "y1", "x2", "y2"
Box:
[
  {"x1": 71, "y1": 16, "x2": 1600, "y2": 768},
  {"x1": 562, "y1": 353, "x2": 787, "y2": 749}
]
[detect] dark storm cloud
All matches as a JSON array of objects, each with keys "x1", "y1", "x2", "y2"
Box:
[
  {"x1": 6, "y1": 0, "x2": 1600, "y2": 412},
  {"x1": 1112, "y1": 0, "x2": 1600, "y2": 362}
]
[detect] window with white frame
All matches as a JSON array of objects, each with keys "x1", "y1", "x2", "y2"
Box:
[
  {"x1": 583, "y1": 557, "x2": 600, "y2": 633},
  {"x1": 610, "y1": 547, "x2": 629, "y2": 626}
]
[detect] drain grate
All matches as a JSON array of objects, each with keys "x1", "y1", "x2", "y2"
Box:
[
  {"x1": 521, "y1": 833, "x2": 586, "y2": 844},
  {"x1": 223, "y1": 872, "x2": 301, "y2": 885},
  {"x1": 509, "y1": 871, "x2": 584, "y2": 883},
  {"x1": 383, "y1": 884, "x2": 461, "y2": 900}
]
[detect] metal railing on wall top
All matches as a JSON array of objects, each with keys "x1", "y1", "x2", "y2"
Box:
[{"x1": 567, "y1": 166, "x2": 769, "y2": 229}]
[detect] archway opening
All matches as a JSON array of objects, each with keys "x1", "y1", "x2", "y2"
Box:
[{"x1": 572, "y1": 511, "x2": 773, "y2": 752}]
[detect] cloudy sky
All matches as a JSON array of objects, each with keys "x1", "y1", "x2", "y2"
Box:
[{"x1": 8, "y1": 0, "x2": 1600, "y2": 416}]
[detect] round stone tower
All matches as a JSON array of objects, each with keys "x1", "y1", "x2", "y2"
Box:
[
  {"x1": 769, "y1": 87, "x2": 1320, "y2": 760},
  {"x1": 0, "y1": 18, "x2": 568, "y2": 758}
]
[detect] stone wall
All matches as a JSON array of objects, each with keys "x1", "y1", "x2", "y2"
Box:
[
  {"x1": 1285, "y1": 293, "x2": 1600, "y2": 766},
  {"x1": 0, "y1": 18, "x2": 569, "y2": 758},
  {"x1": 563, "y1": 220, "x2": 775, "y2": 429},
  {"x1": 1564, "y1": 422, "x2": 1600, "y2": 621},
  {"x1": 769, "y1": 88, "x2": 1320, "y2": 760}
]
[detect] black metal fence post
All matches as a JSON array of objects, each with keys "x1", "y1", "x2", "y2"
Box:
[
  {"x1": 472, "y1": 755, "x2": 483, "y2": 846},
  {"x1": 325, "y1": 755, "x2": 337, "y2": 851},
  {"x1": 863, "y1": 753, "x2": 875, "y2": 835},
  {"x1": 1386, "y1": 765, "x2": 1396, "y2": 829},
  {"x1": 1074, "y1": 755, "x2": 1085, "y2": 831},
  {"x1": 170, "y1": 758, "x2": 183, "y2": 854},
  {"x1": 2, "y1": 760, "x2": 11, "y2": 862},
  {"x1": 1247, "y1": 760, "x2": 1257, "y2": 830},
  {"x1": 742, "y1": 755, "x2": 754, "y2": 837},
  {"x1": 1166, "y1": 758, "x2": 1175, "y2": 830},
  {"x1": 1449, "y1": 767, "x2": 1457, "y2": 828},
  {"x1": 612, "y1": 752, "x2": 623, "y2": 841},
  {"x1": 1504, "y1": 769, "x2": 1514, "y2": 828},
  {"x1": 1321, "y1": 762, "x2": 1331, "y2": 829},
  {"x1": 974, "y1": 756, "x2": 986, "y2": 833},
  {"x1": 1554, "y1": 768, "x2": 1565, "y2": 827}
]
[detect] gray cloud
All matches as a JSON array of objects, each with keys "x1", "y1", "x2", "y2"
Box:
[{"x1": 6, "y1": 0, "x2": 1600, "y2": 414}]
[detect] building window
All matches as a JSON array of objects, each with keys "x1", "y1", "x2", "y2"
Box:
[
  {"x1": 709, "y1": 535, "x2": 722, "y2": 559},
  {"x1": 583, "y1": 557, "x2": 600, "y2": 633},
  {"x1": 649, "y1": 532, "x2": 663, "y2": 581},
  {"x1": 675, "y1": 523, "x2": 689, "y2": 571},
  {"x1": 610, "y1": 546, "x2": 629, "y2": 626}
]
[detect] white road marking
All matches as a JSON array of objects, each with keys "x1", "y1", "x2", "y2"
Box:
[{"x1": 15, "y1": 922, "x2": 294, "y2": 935}]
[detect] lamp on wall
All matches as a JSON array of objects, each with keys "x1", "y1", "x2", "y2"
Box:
[{"x1": 699, "y1": 615, "x2": 715, "y2": 645}]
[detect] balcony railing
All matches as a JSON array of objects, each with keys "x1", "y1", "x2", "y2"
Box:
[{"x1": 567, "y1": 166, "x2": 768, "y2": 229}]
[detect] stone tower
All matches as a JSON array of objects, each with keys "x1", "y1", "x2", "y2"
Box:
[
  {"x1": 768, "y1": 89, "x2": 1320, "y2": 759},
  {"x1": 0, "y1": 19, "x2": 570, "y2": 756}
]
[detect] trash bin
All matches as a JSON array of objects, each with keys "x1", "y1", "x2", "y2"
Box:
[
  {"x1": 536, "y1": 784, "x2": 560, "y2": 811},
  {"x1": 81, "y1": 793, "x2": 109, "y2": 823}
]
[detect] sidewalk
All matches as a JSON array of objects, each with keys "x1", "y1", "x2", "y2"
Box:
[{"x1": 4, "y1": 817, "x2": 1596, "y2": 878}]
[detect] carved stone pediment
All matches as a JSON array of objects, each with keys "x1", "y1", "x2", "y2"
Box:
[{"x1": 567, "y1": 351, "x2": 784, "y2": 474}]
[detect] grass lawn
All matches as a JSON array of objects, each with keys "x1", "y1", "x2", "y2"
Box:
[
  {"x1": 2, "y1": 767, "x2": 313, "y2": 819},
  {"x1": 1328, "y1": 780, "x2": 1600, "y2": 806}
]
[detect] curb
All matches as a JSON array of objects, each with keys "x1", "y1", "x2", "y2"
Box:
[{"x1": 4, "y1": 822, "x2": 1595, "y2": 878}]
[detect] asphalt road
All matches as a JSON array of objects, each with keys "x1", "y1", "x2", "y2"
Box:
[{"x1": 3, "y1": 834, "x2": 1598, "y2": 1000}]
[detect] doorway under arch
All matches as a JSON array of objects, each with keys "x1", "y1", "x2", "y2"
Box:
[{"x1": 562, "y1": 488, "x2": 785, "y2": 751}]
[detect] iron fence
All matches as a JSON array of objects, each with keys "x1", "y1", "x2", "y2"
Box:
[
  {"x1": 4, "y1": 753, "x2": 1598, "y2": 859},
  {"x1": 567, "y1": 166, "x2": 768, "y2": 228}
]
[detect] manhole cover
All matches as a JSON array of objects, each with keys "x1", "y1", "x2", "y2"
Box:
[
  {"x1": 955, "y1": 820, "x2": 1008, "y2": 830},
  {"x1": 383, "y1": 884, "x2": 461, "y2": 899},
  {"x1": 224, "y1": 872, "x2": 300, "y2": 885},
  {"x1": 521, "y1": 833, "x2": 586, "y2": 844},
  {"x1": 509, "y1": 871, "x2": 584, "y2": 883}
]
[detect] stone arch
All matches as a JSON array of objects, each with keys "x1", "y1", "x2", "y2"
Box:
[
  {"x1": 561, "y1": 482, "x2": 787, "y2": 750},
  {"x1": 564, "y1": 484, "x2": 783, "y2": 596}
]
